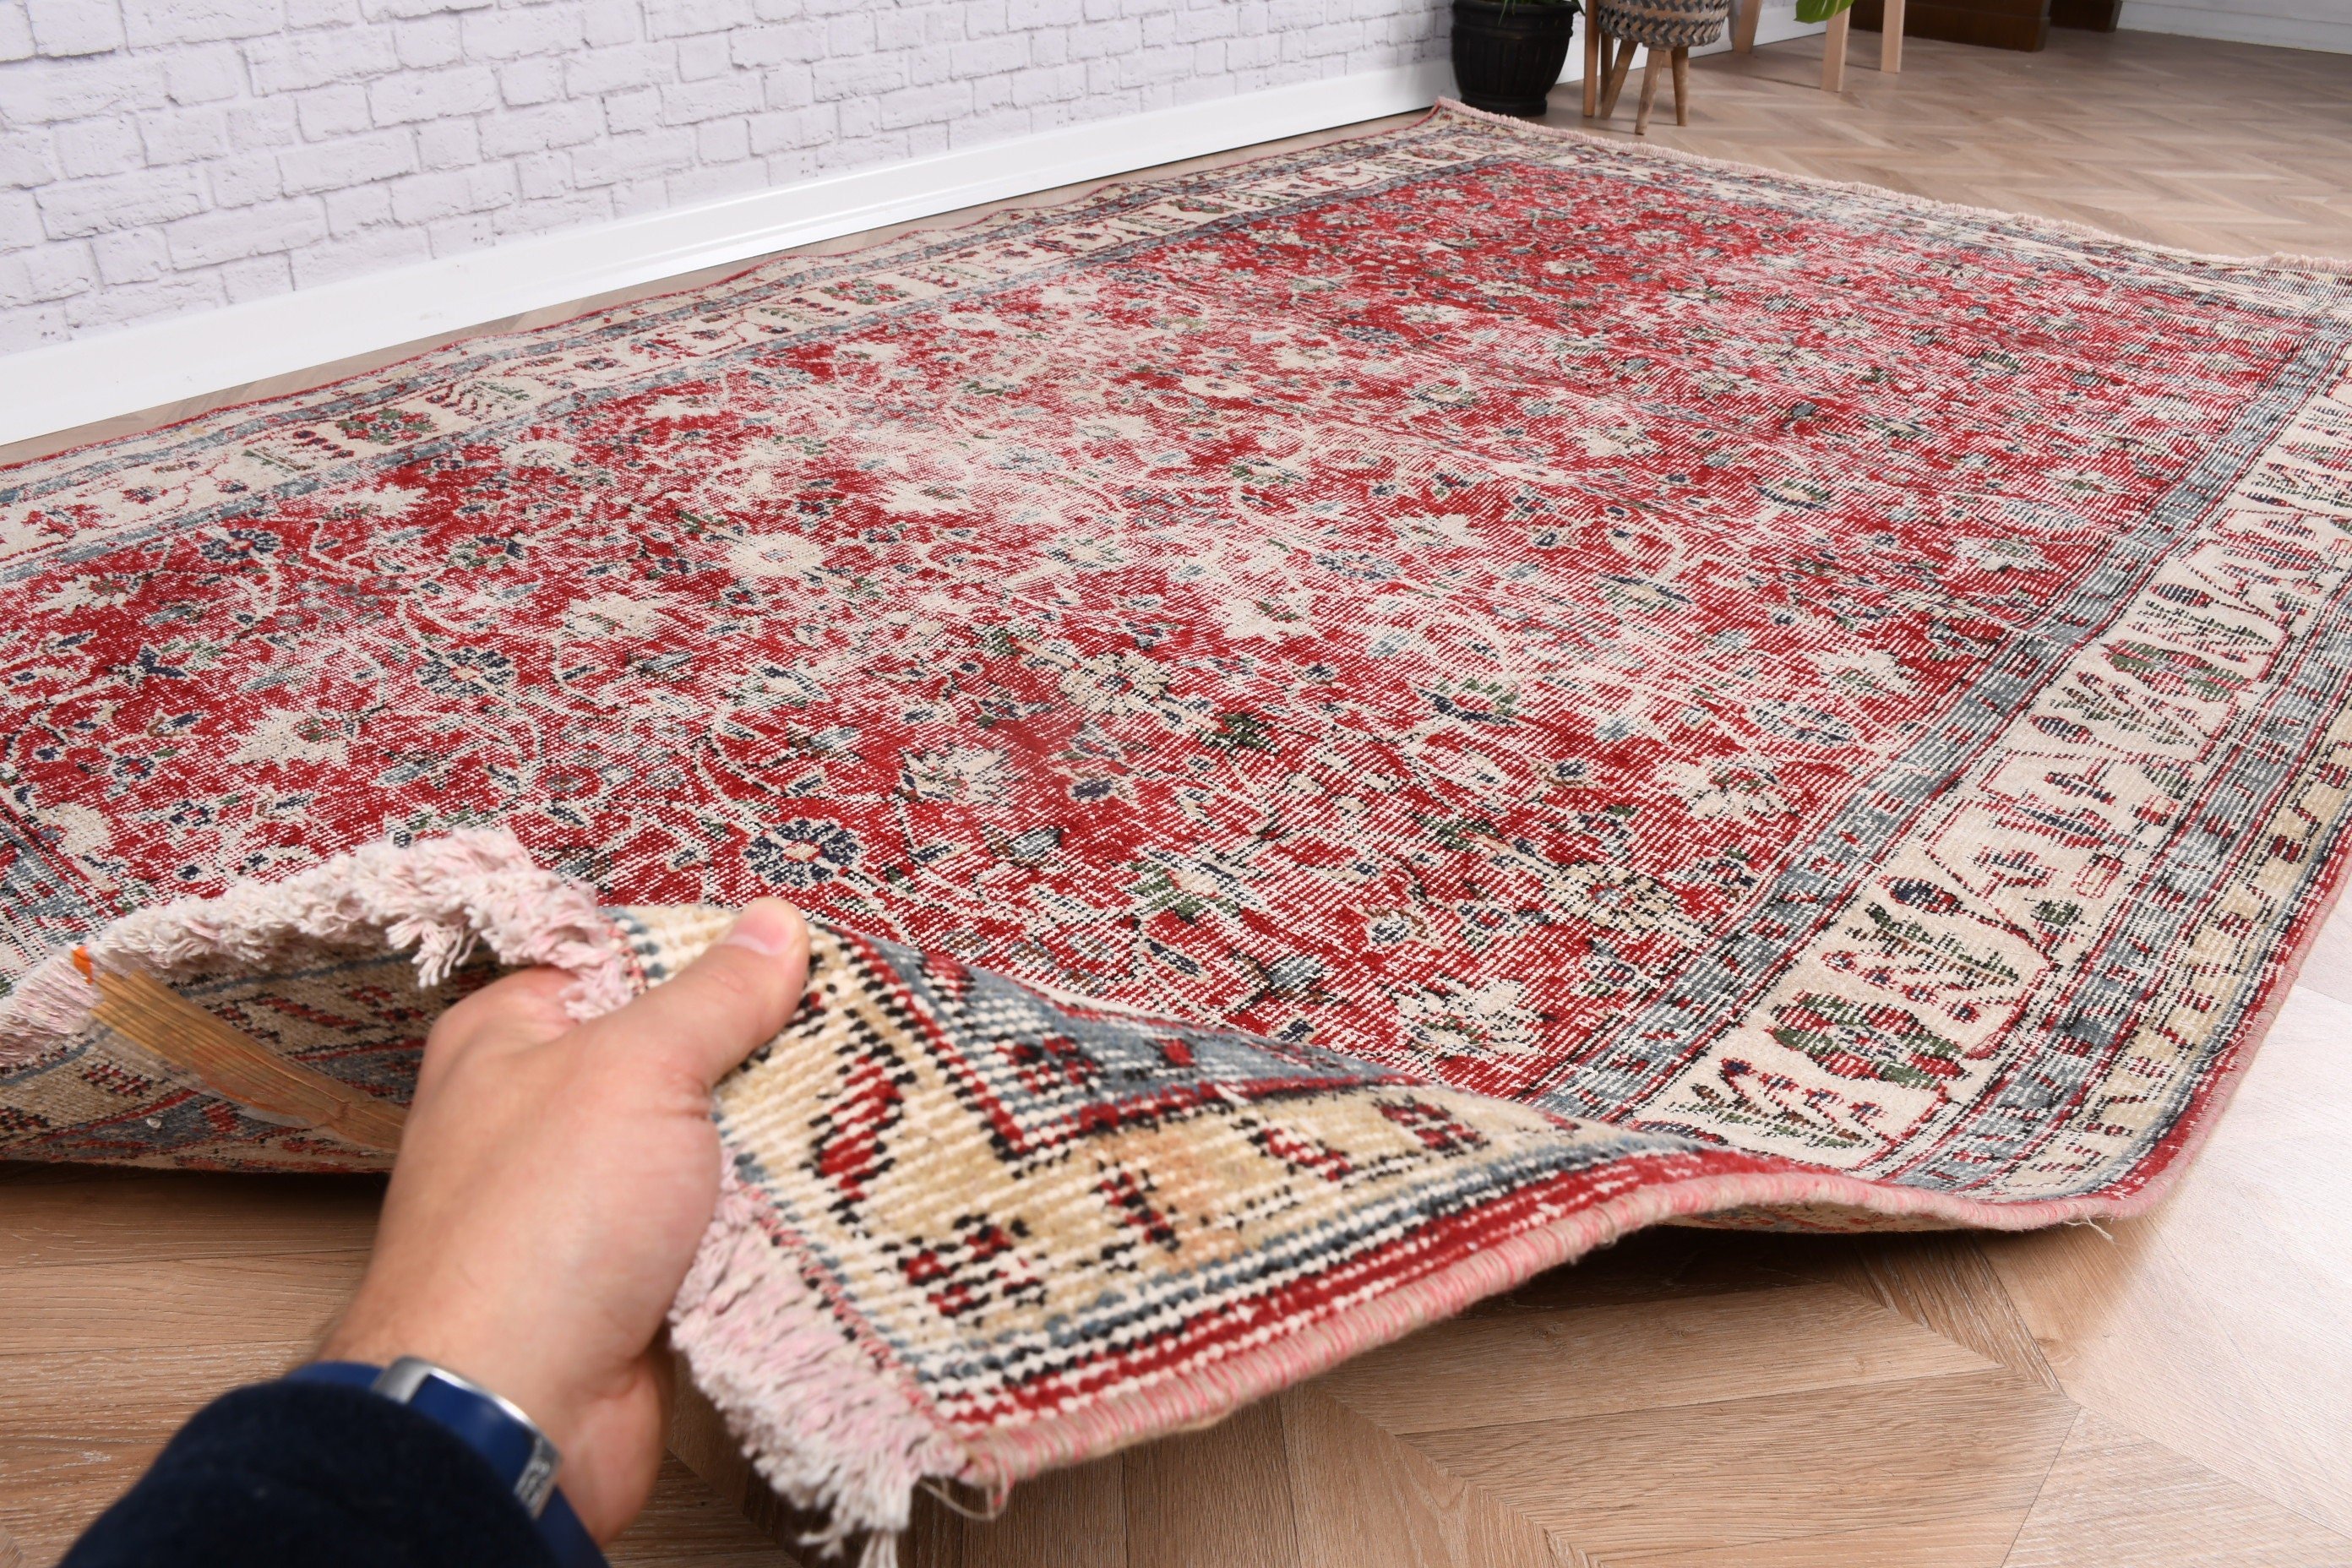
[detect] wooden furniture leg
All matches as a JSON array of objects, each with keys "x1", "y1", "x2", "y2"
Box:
[
  {"x1": 1881, "y1": 0, "x2": 1904, "y2": 70},
  {"x1": 1583, "y1": 17, "x2": 1603, "y2": 117},
  {"x1": 1733, "y1": 0, "x2": 1760, "y2": 53},
  {"x1": 1821, "y1": 5, "x2": 1848, "y2": 92},
  {"x1": 1671, "y1": 44, "x2": 1690, "y2": 124},
  {"x1": 1635, "y1": 47, "x2": 1665, "y2": 134},
  {"x1": 1599, "y1": 35, "x2": 1638, "y2": 118}
]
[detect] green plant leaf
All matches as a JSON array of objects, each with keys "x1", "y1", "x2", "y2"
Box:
[{"x1": 1794, "y1": 0, "x2": 1856, "y2": 18}]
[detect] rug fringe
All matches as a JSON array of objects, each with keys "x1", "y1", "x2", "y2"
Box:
[
  {"x1": 0, "y1": 829, "x2": 635, "y2": 1066},
  {"x1": 670, "y1": 1165, "x2": 974, "y2": 1562}
]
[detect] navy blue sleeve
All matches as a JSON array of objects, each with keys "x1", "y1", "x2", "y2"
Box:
[{"x1": 63, "y1": 1380, "x2": 558, "y2": 1568}]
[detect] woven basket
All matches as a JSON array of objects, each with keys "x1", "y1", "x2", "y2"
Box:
[{"x1": 1592, "y1": 0, "x2": 1730, "y2": 46}]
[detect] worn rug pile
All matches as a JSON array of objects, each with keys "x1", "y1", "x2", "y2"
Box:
[{"x1": 5, "y1": 105, "x2": 2351, "y2": 1560}]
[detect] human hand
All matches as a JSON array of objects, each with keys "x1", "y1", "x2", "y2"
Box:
[{"x1": 319, "y1": 899, "x2": 811, "y2": 1542}]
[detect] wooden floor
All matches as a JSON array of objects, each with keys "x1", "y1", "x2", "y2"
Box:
[
  {"x1": 7, "y1": 24, "x2": 2352, "y2": 1568},
  {"x1": 1569, "y1": 26, "x2": 2352, "y2": 262}
]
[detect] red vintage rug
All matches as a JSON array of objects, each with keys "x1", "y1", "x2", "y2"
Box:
[{"x1": 6, "y1": 105, "x2": 2352, "y2": 1557}]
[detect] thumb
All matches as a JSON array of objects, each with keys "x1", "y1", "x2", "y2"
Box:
[{"x1": 599, "y1": 899, "x2": 812, "y2": 1086}]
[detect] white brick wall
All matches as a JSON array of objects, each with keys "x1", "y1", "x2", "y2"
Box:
[{"x1": 0, "y1": 0, "x2": 1447, "y2": 351}]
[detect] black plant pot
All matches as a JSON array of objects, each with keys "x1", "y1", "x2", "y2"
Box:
[{"x1": 1451, "y1": 0, "x2": 1580, "y2": 118}]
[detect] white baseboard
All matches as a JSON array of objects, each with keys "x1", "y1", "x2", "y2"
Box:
[
  {"x1": 6, "y1": 61, "x2": 1462, "y2": 448},
  {"x1": 2121, "y1": 1, "x2": 2352, "y2": 53},
  {"x1": 1, "y1": 14, "x2": 1833, "y2": 452}
]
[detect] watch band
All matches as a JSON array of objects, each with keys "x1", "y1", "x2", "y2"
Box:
[{"x1": 288, "y1": 1358, "x2": 607, "y2": 1568}]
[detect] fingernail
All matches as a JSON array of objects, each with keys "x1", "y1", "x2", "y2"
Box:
[{"x1": 721, "y1": 899, "x2": 803, "y2": 958}]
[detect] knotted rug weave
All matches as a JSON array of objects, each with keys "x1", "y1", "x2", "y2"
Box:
[{"x1": 5, "y1": 106, "x2": 2352, "y2": 1558}]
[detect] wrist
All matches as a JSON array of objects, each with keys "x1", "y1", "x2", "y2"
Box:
[
  {"x1": 287, "y1": 1355, "x2": 607, "y2": 1568},
  {"x1": 319, "y1": 1318, "x2": 580, "y2": 1461}
]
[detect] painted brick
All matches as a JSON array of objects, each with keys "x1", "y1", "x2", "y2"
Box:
[
  {"x1": 1067, "y1": 18, "x2": 1142, "y2": 58},
  {"x1": 728, "y1": 20, "x2": 821, "y2": 68},
  {"x1": 293, "y1": 224, "x2": 431, "y2": 286},
  {"x1": 164, "y1": 193, "x2": 327, "y2": 266},
  {"x1": 743, "y1": 104, "x2": 830, "y2": 155},
  {"x1": 947, "y1": 35, "x2": 1027, "y2": 76},
  {"x1": 163, "y1": 44, "x2": 248, "y2": 103},
  {"x1": 569, "y1": 127, "x2": 695, "y2": 188},
  {"x1": 0, "y1": 131, "x2": 57, "y2": 189},
  {"x1": 26, "y1": 0, "x2": 125, "y2": 57},
  {"x1": 393, "y1": 16, "x2": 460, "y2": 67},
  {"x1": 386, "y1": 162, "x2": 514, "y2": 223},
  {"x1": 0, "y1": 303, "x2": 73, "y2": 350},
  {"x1": 280, "y1": 127, "x2": 416, "y2": 192},
  {"x1": 36, "y1": 166, "x2": 206, "y2": 237},
  {"x1": 0, "y1": 238, "x2": 95, "y2": 302},
  {"x1": 695, "y1": 117, "x2": 747, "y2": 161},
  {"x1": 286, "y1": 0, "x2": 360, "y2": 26},
  {"x1": 220, "y1": 248, "x2": 293, "y2": 300},
  {"x1": 1011, "y1": 62, "x2": 1086, "y2": 107},
  {"x1": 642, "y1": 0, "x2": 740, "y2": 40},
  {"x1": 367, "y1": 63, "x2": 498, "y2": 122},
  {"x1": 499, "y1": 55, "x2": 562, "y2": 104},
  {"x1": 657, "y1": 73, "x2": 764, "y2": 125},
  {"x1": 579, "y1": 0, "x2": 640, "y2": 47},
  {"x1": 818, "y1": 129, "x2": 912, "y2": 173},
  {"x1": 563, "y1": 42, "x2": 666, "y2": 95},
  {"x1": 66, "y1": 271, "x2": 226, "y2": 329},
  {"x1": 494, "y1": 187, "x2": 608, "y2": 235},
  {"x1": 950, "y1": 104, "x2": 1031, "y2": 147},
  {"x1": 226, "y1": 97, "x2": 301, "y2": 150},
  {"x1": 424, "y1": 210, "x2": 495, "y2": 252},
  {"x1": 460, "y1": 4, "x2": 579, "y2": 59},
  {"x1": 970, "y1": 73, "x2": 1015, "y2": 112},
  {"x1": 208, "y1": 150, "x2": 284, "y2": 205},
  {"x1": 602, "y1": 87, "x2": 662, "y2": 133},
  {"x1": 513, "y1": 150, "x2": 567, "y2": 199},
  {"x1": 138, "y1": 106, "x2": 236, "y2": 166},
  {"x1": 323, "y1": 181, "x2": 391, "y2": 231},
  {"x1": 664, "y1": 156, "x2": 764, "y2": 204},
  {"x1": 0, "y1": 4, "x2": 34, "y2": 66},
  {"x1": 244, "y1": 27, "x2": 401, "y2": 94},
  {"x1": 363, "y1": 0, "x2": 494, "y2": 18},
  {"x1": 761, "y1": 63, "x2": 814, "y2": 109},
  {"x1": 825, "y1": 13, "x2": 873, "y2": 52},
  {"x1": 476, "y1": 98, "x2": 602, "y2": 155},
  {"x1": 8, "y1": 57, "x2": 172, "y2": 122},
  {"x1": 872, "y1": 79, "x2": 973, "y2": 133},
  {"x1": 812, "y1": 49, "x2": 906, "y2": 101},
  {"x1": 91, "y1": 227, "x2": 170, "y2": 283},
  {"x1": 0, "y1": 188, "x2": 37, "y2": 248},
  {"x1": 292, "y1": 82, "x2": 373, "y2": 139},
  {"x1": 416, "y1": 116, "x2": 480, "y2": 166},
  {"x1": 607, "y1": 175, "x2": 668, "y2": 217},
  {"x1": 52, "y1": 118, "x2": 146, "y2": 180},
  {"x1": 675, "y1": 34, "x2": 729, "y2": 79},
  {"x1": 1, "y1": 0, "x2": 1444, "y2": 349},
  {"x1": 122, "y1": 0, "x2": 285, "y2": 49}
]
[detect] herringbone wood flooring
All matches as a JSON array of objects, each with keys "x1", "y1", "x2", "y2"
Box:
[
  {"x1": 1573, "y1": 28, "x2": 2352, "y2": 264},
  {"x1": 6, "y1": 25, "x2": 2352, "y2": 1568}
]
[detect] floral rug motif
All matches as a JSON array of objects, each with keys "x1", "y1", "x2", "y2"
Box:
[{"x1": 4, "y1": 106, "x2": 2352, "y2": 1556}]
